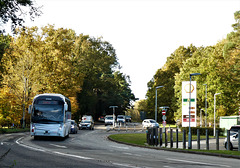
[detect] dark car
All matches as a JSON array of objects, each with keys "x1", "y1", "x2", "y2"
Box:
[
  {"x1": 98, "y1": 116, "x2": 105, "y2": 122},
  {"x1": 70, "y1": 120, "x2": 78, "y2": 134},
  {"x1": 79, "y1": 120, "x2": 94, "y2": 130}
]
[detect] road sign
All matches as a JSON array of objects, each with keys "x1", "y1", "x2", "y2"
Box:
[
  {"x1": 162, "y1": 109, "x2": 166, "y2": 115},
  {"x1": 162, "y1": 115, "x2": 166, "y2": 121},
  {"x1": 163, "y1": 121, "x2": 166, "y2": 126}
]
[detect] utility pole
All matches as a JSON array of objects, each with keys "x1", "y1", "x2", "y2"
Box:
[{"x1": 109, "y1": 106, "x2": 118, "y2": 129}]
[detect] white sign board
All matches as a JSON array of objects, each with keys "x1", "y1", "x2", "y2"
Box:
[{"x1": 182, "y1": 81, "x2": 197, "y2": 127}]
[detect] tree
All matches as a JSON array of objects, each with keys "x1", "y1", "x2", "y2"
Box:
[
  {"x1": 0, "y1": 0, "x2": 42, "y2": 34},
  {"x1": 145, "y1": 45, "x2": 197, "y2": 123}
]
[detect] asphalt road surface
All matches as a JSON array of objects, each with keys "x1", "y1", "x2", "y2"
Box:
[{"x1": 1, "y1": 126, "x2": 240, "y2": 168}]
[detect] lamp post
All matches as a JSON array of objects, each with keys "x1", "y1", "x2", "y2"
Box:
[
  {"x1": 200, "y1": 109, "x2": 204, "y2": 127},
  {"x1": 203, "y1": 84, "x2": 207, "y2": 127},
  {"x1": 214, "y1": 93, "x2": 221, "y2": 137},
  {"x1": 109, "y1": 106, "x2": 118, "y2": 128},
  {"x1": 155, "y1": 86, "x2": 164, "y2": 122},
  {"x1": 188, "y1": 73, "x2": 201, "y2": 149}
]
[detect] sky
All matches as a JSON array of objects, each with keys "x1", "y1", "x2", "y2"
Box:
[{"x1": 8, "y1": 0, "x2": 240, "y2": 100}]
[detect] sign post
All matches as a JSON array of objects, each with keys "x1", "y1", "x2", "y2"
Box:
[
  {"x1": 160, "y1": 106, "x2": 169, "y2": 132},
  {"x1": 182, "y1": 81, "x2": 197, "y2": 127}
]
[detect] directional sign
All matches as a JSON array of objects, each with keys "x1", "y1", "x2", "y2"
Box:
[{"x1": 162, "y1": 115, "x2": 167, "y2": 121}]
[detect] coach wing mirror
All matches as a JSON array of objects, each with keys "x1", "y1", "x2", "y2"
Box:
[
  {"x1": 64, "y1": 104, "x2": 68, "y2": 111},
  {"x1": 28, "y1": 105, "x2": 32, "y2": 114}
]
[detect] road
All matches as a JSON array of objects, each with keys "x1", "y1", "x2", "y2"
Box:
[{"x1": 1, "y1": 125, "x2": 240, "y2": 168}]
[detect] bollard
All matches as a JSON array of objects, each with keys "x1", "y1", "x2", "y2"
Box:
[
  {"x1": 155, "y1": 127, "x2": 158, "y2": 146},
  {"x1": 165, "y1": 128, "x2": 168, "y2": 147},
  {"x1": 151, "y1": 127, "x2": 154, "y2": 145},
  {"x1": 206, "y1": 129, "x2": 209, "y2": 150},
  {"x1": 170, "y1": 129, "x2": 173, "y2": 148},
  {"x1": 216, "y1": 129, "x2": 219, "y2": 150},
  {"x1": 176, "y1": 129, "x2": 178, "y2": 149},
  {"x1": 227, "y1": 130, "x2": 230, "y2": 151},
  {"x1": 146, "y1": 129, "x2": 149, "y2": 144},
  {"x1": 197, "y1": 129, "x2": 200, "y2": 150},
  {"x1": 238, "y1": 130, "x2": 240, "y2": 152},
  {"x1": 183, "y1": 129, "x2": 186, "y2": 149},
  {"x1": 160, "y1": 128, "x2": 162, "y2": 147}
]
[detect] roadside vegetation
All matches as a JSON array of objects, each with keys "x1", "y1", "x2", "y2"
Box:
[
  {"x1": 0, "y1": 2, "x2": 239, "y2": 132},
  {"x1": 0, "y1": 127, "x2": 29, "y2": 134}
]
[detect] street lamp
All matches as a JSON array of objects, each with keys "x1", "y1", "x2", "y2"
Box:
[
  {"x1": 214, "y1": 93, "x2": 221, "y2": 137},
  {"x1": 155, "y1": 86, "x2": 164, "y2": 122},
  {"x1": 200, "y1": 109, "x2": 204, "y2": 127},
  {"x1": 109, "y1": 106, "x2": 118, "y2": 129},
  {"x1": 188, "y1": 73, "x2": 201, "y2": 149},
  {"x1": 203, "y1": 84, "x2": 207, "y2": 127}
]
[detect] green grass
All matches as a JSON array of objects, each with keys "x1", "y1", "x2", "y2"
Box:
[
  {"x1": 110, "y1": 133, "x2": 147, "y2": 145},
  {"x1": 109, "y1": 133, "x2": 240, "y2": 156},
  {"x1": 0, "y1": 127, "x2": 30, "y2": 134}
]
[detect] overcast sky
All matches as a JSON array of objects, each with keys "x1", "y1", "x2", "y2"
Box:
[{"x1": 8, "y1": 0, "x2": 240, "y2": 100}]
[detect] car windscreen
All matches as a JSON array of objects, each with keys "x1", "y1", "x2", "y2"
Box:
[
  {"x1": 106, "y1": 117, "x2": 113, "y2": 120},
  {"x1": 150, "y1": 120, "x2": 156, "y2": 123},
  {"x1": 81, "y1": 121, "x2": 91, "y2": 123},
  {"x1": 230, "y1": 127, "x2": 240, "y2": 135}
]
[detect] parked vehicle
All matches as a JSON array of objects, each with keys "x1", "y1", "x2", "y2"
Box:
[
  {"x1": 105, "y1": 115, "x2": 114, "y2": 126},
  {"x1": 125, "y1": 116, "x2": 132, "y2": 122},
  {"x1": 117, "y1": 115, "x2": 125, "y2": 123},
  {"x1": 79, "y1": 120, "x2": 94, "y2": 130},
  {"x1": 224, "y1": 133, "x2": 239, "y2": 150},
  {"x1": 142, "y1": 119, "x2": 159, "y2": 129},
  {"x1": 70, "y1": 120, "x2": 78, "y2": 134},
  {"x1": 98, "y1": 116, "x2": 105, "y2": 122}
]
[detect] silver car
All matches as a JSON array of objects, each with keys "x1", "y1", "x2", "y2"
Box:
[
  {"x1": 142, "y1": 119, "x2": 159, "y2": 129},
  {"x1": 224, "y1": 133, "x2": 239, "y2": 150}
]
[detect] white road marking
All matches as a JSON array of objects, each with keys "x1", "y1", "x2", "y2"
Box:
[
  {"x1": 112, "y1": 162, "x2": 150, "y2": 168},
  {"x1": 49, "y1": 143, "x2": 67, "y2": 148},
  {"x1": 110, "y1": 145, "x2": 129, "y2": 150},
  {"x1": 16, "y1": 137, "x2": 46, "y2": 152},
  {"x1": 53, "y1": 151, "x2": 93, "y2": 160},
  {"x1": 123, "y1": 152, "x2": 142, "y2": 157},
  {"x1": 167, "y1": 158, "x2": 231, "y2": 167}
]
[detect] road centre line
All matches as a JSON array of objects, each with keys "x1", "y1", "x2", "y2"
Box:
[
  {"x1": 53, "y1": 151, "x2": 93, "y2": 160},
  {"x1": 110, "y1": 145, "x2": 129, "y2": 150},
  {"x1": 112, "y1": 162, "x2": 151, "y2": 168},
  {"x1": 49, "y1": 143, "x2": 67, "y2": 148},
  {"x1": 167, "y1": 158, "x2": 231, "y2": 168},
  {"x1": 123, "y1": 152, "x2": 142, "y2": 157}
]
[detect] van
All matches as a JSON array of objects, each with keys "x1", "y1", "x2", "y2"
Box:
[
  {"x1": 105, "y1": 115, "x2": 114, "y2": 126},
  {"x1": 82, "y1": 115, "x2": 93, "y2": 122}
]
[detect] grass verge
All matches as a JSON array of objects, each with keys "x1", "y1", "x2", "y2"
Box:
[{"x1": 0, "y1": 128, "x2": 30, "y2": 134}]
